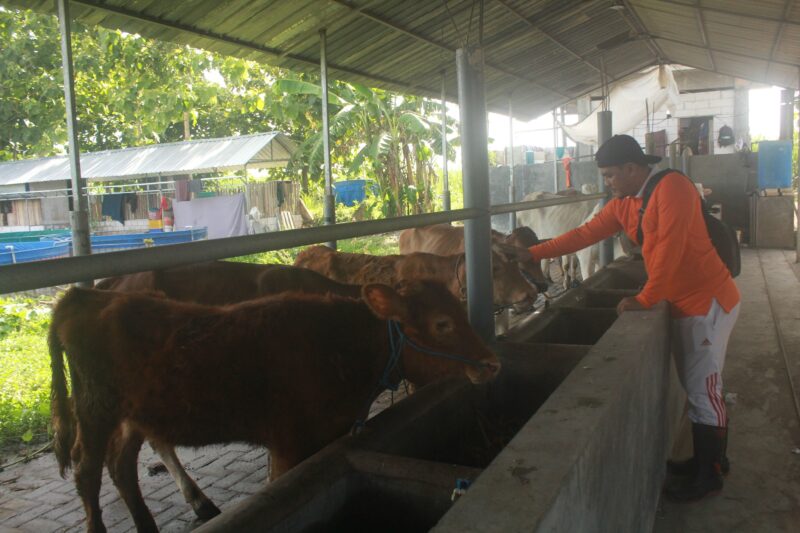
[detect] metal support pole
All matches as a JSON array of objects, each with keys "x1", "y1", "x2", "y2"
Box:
[
  {"x1": 441, "y1": 71, "x2": 451, "y2": 211},
  {"x1": 320, "y1": 29, "x2": 336, "y2": 249},
  {"x1": 56, "y1": 0, "x2": 91, "y2": 269},
  {"x1": 508, "y1": 98, "x2": 516, "y2": 229},
  {"x1": 598, "y1": 110, "x2": 613, "y2": 267},
  {"x1": 795, "y1": 72, "x2": 799, "y2": 263},
  {"x1": 457, "y1": 47, "x2": 494, "y2": 342},
  {"x1": 552, "y1": 108, "x2": 559, "y2": 192}
]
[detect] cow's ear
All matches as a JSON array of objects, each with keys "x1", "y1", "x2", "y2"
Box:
[{"x1": 362, "y1": 284, "x2": 408, "y2": 321}]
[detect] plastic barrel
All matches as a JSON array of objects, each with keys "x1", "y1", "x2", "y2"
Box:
[{"x1": 148, "y1": 207, "x2": 162, "y2": 230}]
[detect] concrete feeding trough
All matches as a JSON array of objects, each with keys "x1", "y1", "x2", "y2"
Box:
[{"x1": 197, "y1": 259, "x2": 680, "y2": 532}]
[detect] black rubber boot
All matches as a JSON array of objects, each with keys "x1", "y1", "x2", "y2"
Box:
[
  {"x1": 664, "y1": 424, "x2": 725, "y2": 502},
  {"x1": 667, "y1": 421, "x2": 730, "y2": 477}
]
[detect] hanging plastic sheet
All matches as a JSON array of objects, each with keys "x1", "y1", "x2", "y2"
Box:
[{"x1": 561, "y1": 65, "x2": 680, "y2": 146}]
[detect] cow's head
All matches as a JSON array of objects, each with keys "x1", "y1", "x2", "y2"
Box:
[
  {"x1": 362, "y1": 281, "x2": 500, "y2": 386},
  {"x1": 489, "y1": 247, "x2": 542, "y2": 312},
  {"x1": 503, "y1": 227, "x2": 549, "y2": 294}
]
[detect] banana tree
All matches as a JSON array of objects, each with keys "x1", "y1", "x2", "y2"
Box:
[{"x1": 276, "y1": 78, "x2": 455, "y2": 216}]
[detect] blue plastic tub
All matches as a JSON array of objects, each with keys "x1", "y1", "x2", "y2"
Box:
[
  {"x1": 0, "y1": 240, "x2": 71, "y2": 265},
  {"x1": 88, "y1": 228, "x2": 208, "y2": 251},
  {"x1": 2, "y1": 228, "x2": 208, "y2": 265},
  {"x1": 757, "y1": 140, "x2": 793, "y2": 189}
]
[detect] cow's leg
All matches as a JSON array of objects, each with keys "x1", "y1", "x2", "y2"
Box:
[
  {"x1": 106, "y1": 423, "x2": 157, "y2": 533},
  {"x1": 542, "y1": 258, "x2": 553, "y2": 283},
  {"x1": 71, "y1": 422, "x2": 111, "y2": 533},
  {"x1": 149, "y1": 439, "x2": 221, "y2": 519},
  {"x1": 269, "y1": 447, "x2": 312, "y2": 481},
  {"x1": 576, "y1": 247, "x2": 593, "y2": 282}
]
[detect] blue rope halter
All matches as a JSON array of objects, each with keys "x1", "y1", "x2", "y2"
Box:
[{"x1": 351, "y1": 320, "x2": 493, "y2": 434}]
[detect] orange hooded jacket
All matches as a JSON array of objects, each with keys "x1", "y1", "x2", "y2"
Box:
[{"x1": 528, "y1": 171, "x2": 740, "y2": 318}]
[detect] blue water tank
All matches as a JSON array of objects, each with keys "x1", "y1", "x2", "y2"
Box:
[
  {"x1": 334, "y1": 179, "x2": 369, "y2": 206},
  {"x1": 524, "y1": 150, "x2": 535, "y2": 165},
  {"x1": 757, "y1": 140, "x2": 793, "y2": 189}
]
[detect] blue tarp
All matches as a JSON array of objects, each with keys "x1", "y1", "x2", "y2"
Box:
[{"x1": 1, "y1": 228, "x2": 208, "y2": 265}]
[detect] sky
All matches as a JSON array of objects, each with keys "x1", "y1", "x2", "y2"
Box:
[{"x1": 483, "y1": 85, "x2": 786, "y2": 151}]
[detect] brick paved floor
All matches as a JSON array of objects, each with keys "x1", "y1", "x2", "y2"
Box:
[
  {"x1": 0, "y1": 389, "x2": 406, "y2": 532},
  {"x1": 0, "y1": 441, "x2": 267, "y2": 533}
]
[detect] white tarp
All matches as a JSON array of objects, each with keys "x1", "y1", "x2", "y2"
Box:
[
  {"x1": 173, "y1": 194, "x2": 248, "y2": 239},
  {"x1": 561, "y1": 65, "x2": 680, "y2": 146}
]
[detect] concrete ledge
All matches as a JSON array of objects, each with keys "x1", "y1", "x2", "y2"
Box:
[{"x1": 433, "y1": 301, "x2": 680, "y2": 532}]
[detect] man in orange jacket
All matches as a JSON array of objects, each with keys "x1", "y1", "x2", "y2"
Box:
[{"x1": 512, "y1": 135, "x2": 740, "y2": 502}]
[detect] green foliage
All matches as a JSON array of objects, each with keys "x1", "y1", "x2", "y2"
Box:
[
  {"x1": 0, "y1": 296, "x2": 52, "y2": 340},
  {"x1": 0, "y1": 296, "x2": 54, "y2": 447}
]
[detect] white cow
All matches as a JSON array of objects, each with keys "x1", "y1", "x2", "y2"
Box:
[{"x1": 517, "y1": 185, "x2": 626, "y2": 285}]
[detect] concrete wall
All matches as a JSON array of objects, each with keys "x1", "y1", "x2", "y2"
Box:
[
  {"x1": 685, "y1": 152, "x2": 758, "y2": 235},
  {"x1": 434, "y1": 275, "x2": 681, "y2": 532}
]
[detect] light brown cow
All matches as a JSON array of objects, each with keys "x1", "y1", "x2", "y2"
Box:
[
  {"x1": 50, "y1": 282, "x2": 499, "y2": 532},
  {"x1": 94, "y1": 261, "x2": 362, "y2": 519},
  {"x1": 398, "y1": 224, "x2": 548, "y2": 293},
  {"x1": 294, "y1": 244, "x2": 539, "y2": 311}
]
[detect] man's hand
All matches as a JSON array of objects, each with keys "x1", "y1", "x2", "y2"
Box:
[{"x1": 616, "y1": 296, "x2": 646, "y2": 315}]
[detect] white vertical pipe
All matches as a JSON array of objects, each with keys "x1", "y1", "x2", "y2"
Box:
[
  {"x1": 441, "y1": 70, "x2": 451, "y2": 211},
  {"x1": 552, "y1": 108, "x2": 559, "y2": 192},
  {"x1": 508, "y1": 98, "x2": 516, "y2": 229},
  {"x1": 320, "y1": 28, "x2": 336, "y2": 249},
  {"x1": 56, "y1": 0, "x2": 91, "y2": 265}
]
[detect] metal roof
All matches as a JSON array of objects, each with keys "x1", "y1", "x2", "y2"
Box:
[
  {"x1": 0, "y1": 132, "x2": 296, "y2": 186},
  {"x1": 2, "y1": 1, "x2": 798, "y2": 121}
]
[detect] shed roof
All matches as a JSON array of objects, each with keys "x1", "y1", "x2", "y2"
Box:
[
  {"x1": 0, "y1": 132, "x2": 296, "y2": 186},
  {"x1": 2, "y1": 1, "x2": 798, "y2": 121}
]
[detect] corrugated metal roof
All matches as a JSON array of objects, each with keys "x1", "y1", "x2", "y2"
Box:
[
  {"x1": 0, "y1": 0, "x2": 797, "y2": 121},
  {"x1": 0, "y1": 132, "x2": 296, "y2": 186}
]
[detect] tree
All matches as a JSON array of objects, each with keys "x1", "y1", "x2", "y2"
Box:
[
  {"x1": 275, "y1": 79, "x2": 456, "y2": 216},
  {"x1": 0, "y1": 6, "x2": 458, "y2": 216}
]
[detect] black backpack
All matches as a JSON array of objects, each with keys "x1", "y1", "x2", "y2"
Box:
[{"x1": 637, "y1": 169, "x2": 741, "y2": 278}]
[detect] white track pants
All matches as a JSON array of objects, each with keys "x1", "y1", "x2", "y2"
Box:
[{"x1": 671, "y1": 298, "x2": 740, "y2": 427}]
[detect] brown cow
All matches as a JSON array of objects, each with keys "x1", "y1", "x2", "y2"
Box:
[
  {"x1": 95, "y1": 261, "x2": 362, "y2": 302},
  {"x1": 50, "y1": 282, "x2": 499, "y2": 532},
  {"x1": 93, "y1": 261, "x2": 362, "y2": 519},
  {"x1": 398, "y1": 224, "x2": 549, "y2": 295},
  {"x1": 294, "y1": 245, "x2": 539, "y2": 312}
]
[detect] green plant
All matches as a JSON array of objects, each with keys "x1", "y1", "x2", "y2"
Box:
[{"x1": 0, "y1": 296, "x2": 54, "y2": 446}]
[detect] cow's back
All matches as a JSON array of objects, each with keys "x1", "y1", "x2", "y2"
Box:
[
  {"x1": 96, "y1": 262, "x2": 282, "y2": 305},
  {"x1": 295, "y1": 246, "x2": 398, "y2": 286},
  {"x1": 517, "y1": 191, "x2": 599, "y2": 238},
  {"x1": 399, "y1": 224, "x2": 465, "y2": 255},
  {"x1": 257, "y1": 265, "x2": 362, "y2": 299}
]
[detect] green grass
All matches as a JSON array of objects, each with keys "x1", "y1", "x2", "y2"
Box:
[
  {"x1": 230, "y1": 233, "x2": 399, "y2": 264},
  {"x1": 0, "y1": 296, "x2": 54, "y2": 447}
]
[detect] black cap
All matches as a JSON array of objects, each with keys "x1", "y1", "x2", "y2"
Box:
[{"x1": 595, "y1": 134, "x2": 662, "y2": 167}]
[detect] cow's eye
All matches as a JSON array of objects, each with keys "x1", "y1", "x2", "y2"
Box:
[{"x1": 434, "y1": 318, "x2": 454, "y2": 334}]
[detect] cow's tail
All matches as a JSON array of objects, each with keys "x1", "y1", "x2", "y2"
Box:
[{"x1": 48, "y1": 317, "x2": 74, "y2": 478}]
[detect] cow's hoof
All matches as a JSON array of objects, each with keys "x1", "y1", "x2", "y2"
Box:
[{"x1": 194, "y1": 500, "x2": 222, "y2": 520}]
